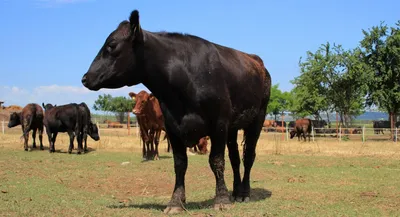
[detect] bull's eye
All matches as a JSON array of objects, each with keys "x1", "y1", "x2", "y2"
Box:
[{"x1": 106, "y1": 42, "x2": 117, "y2": 52}]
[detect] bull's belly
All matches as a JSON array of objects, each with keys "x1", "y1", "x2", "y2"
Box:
[{"x1": 230, "y1": 108, "x2": 260, "y2": 129}]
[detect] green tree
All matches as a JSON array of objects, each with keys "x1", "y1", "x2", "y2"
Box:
[
  {"x1": 293, "y1": 42, "x2": 367, "y2": 127},
  {"x1": 267, "y1": 84, "x2": 293, "y2": 121},
  {"x1": 93, "y1": 94, "x2": 135, "y2": 123},
  {"x1": 360, "y1": 21, "x2": 400, "y2": 129}
]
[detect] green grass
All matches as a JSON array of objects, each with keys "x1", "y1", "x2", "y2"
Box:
[{"x1": 1, "y1": 147, "x2": 399, "y2": 217}]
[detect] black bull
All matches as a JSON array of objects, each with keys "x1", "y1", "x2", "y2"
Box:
[
  {"x1": 81, "y1": 10, "x2": 271, "y2": 214},
  {"x1": 42, "y1": 103, "x2": 100, "y2": 154}
]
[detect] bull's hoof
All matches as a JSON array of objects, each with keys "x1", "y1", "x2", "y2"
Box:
[
  {"x1": 68, "y1": 150, "x2": 72, "y2": 154},
  {"x1": 49, "y1": 149, "x2": 55, "y2": 153},
  {"x1": 24, "y1": 148, "x2": 28, "y2": 151},
  {"x1": 232, "y1": 196, "x2": 250, "y2": 202},
  {"x1": 77, "y1": 151, "x2": 82, "y2": 155},
  {"x1": 32, "y1": 145, "x2": 37, "y2": 149},
  {"x1": 213, "y1": 202, "x2": 233, "y2": 211},
  {"x1": 40, "y1": 146, "x2": 44, "y2": 150},
  {"x1": 163, "y1": 206, "x2": 184, "y2": 215},
  {"x1": 154, "y1": 155, "x2": 159, "y2": 161}
]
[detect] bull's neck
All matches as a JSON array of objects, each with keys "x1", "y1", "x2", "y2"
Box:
[{"x1": 139, "y1": 31, "x2": 190, "y2": 118}]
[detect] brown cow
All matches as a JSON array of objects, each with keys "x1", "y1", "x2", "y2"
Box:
[
  {"x1": 262, "y1": 120, "x2": 276, "y2": 132},
  {"x1": 7, "y1": 103, "x2": 44, "y2": 151},
  {"x1": 189, "y1": 136, "x2": 209, "y2": 154},
  {"x1": 129, "y1": 90, "x2": 169, "y2": 160},
  {"x1": 289, "y1": 118, "x2": 312, "y2": 142}
]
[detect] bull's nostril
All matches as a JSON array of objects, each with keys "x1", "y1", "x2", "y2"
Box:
[{"x1": 82, "y1": 75, "x2": 87, "y2": 84}]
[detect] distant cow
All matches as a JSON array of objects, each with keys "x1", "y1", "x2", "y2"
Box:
[
  {"x1": 104, "y1": 120, "x2": 123, "y2": 128},
  {"x1": 78, "y1": 102, "x2": 100, "y2": 152},
  {"x1": 129, "y1": 90, "x2": 170, "y2": 160},
  {"x1": 312, "y1": 120, "x2": 327, "y2": 133},
  {"x1": 190, "y1": 136, "x2": 209, "y2": 154},
  {"x1": 42, "y1": 103, "x2": 83, "y2": 154},
  {"x1": 262, "y1": 120, "x2": 276, "y2": 132},
  {"x1": 290, "y1": 118, "x2": 312, "y2": 141},
  {"x1": 8, "y1": 103, "x2": 44, "y2": 151}
]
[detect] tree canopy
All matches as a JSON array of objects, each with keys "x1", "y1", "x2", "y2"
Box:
[{"x1": 93, "y1": 94, "x2": 134, "y2": 123}]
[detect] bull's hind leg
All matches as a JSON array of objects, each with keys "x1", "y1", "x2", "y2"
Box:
[
  {"x1": 240, "y1": 111, "x2": 265, "y2": 202},
  {"x1": 67, "y1": 131, "x2": 75, "y2": 154},
  {"x1": 227, "y1": 129, "x2": 243, "y2": 202},
  {"x1": 209, "y1": 122, "x2": 231, "y2": 210},
  {"x1": 32, "y1": 129, "x2": 37, "y2": 149},
  {"x1": 153, "y1": 130, "x2": 161, "y2": 160}
]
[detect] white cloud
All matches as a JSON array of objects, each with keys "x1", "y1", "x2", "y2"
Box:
[{"x1": 0, "y1": 84, "x2": 148, "y2": 113}]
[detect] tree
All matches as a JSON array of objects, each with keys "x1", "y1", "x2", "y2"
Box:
[
  {"x1": 93, "y1": 94, "x2": 135, "y2": 123},
  {"x1": 293, "y1": 42, "x2": 367, "y2": 127},
  {"x1": 360, "y1": 21, "x2": 400, "y2": 131},
  {"x1": 267, "y1": 84, "x2": 293, "y2": 121}
]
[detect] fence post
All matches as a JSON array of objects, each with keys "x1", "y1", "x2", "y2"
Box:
[
  {"x1": 362, "y1": 125, "x2": 365, "y2": 143},
  {"x1": 2, "y1": 121, "x2": 4, "y2": 134},
  {"x1": 339, "y1": 127, "x2": 342, "y2": 142},
  {"x1": 396, "y1": 128, "x2": 398, "y2": 143},
  {"x1": 312, "y1": 126, "x2": 315, "y2": 142},
  {"x1": 285, "y1": 123, "x2": 288, "y2": 141}
]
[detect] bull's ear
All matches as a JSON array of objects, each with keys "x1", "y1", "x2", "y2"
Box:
[
  {"x1": 149, "y1": 93, "x2": 155, "y2": 99},
  {"x1": 129, "y1": 10, "x2": 142, "y2": 41},
  {"x1": 128, "y1": 92, "x2": 136, "y2": 98},
  {"x1": 42, "y1": 103, "x2": 45, "y2": 108}
]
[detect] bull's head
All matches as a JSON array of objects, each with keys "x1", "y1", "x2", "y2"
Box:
[
  {"x1": 8, "y1": 112, "x2": 21, "y2": 128},
  {"x1": 82, "y1": 10, "x2": 144, "y2": 91},
  {"x1": 289, "y1": 130, "x2": 296, "y2": 139},
  {"x1": 129, "y1": 90, "x2": 154, "y2": 116},
  {"x1": 88, "y1": 122, "x2": 100, "y2": 141}
]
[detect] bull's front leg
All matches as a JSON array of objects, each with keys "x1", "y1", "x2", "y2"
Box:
[{"x1": 163, "y1": 131, "x2": 187, "y2": 215}]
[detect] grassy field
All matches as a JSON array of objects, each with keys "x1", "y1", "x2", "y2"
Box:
[{"x1": 1, "y1": 127, "x2": 400, "y2": 217}]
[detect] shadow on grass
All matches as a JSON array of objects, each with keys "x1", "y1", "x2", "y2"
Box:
[{"x1": 107, "y1": 188, "x2": 272, "y2": 211}]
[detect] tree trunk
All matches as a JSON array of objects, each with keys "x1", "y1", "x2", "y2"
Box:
[{"x1": 326, "y1": 111, "x2": 331, "y2": 128}]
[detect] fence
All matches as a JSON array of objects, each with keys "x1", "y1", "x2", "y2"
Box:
[
  {"x1": 2, "y1": 120, "x2": 400, "y2": 143},
  {"x1": 262, "y1": 125, "x2": 400, "y2": 143}
]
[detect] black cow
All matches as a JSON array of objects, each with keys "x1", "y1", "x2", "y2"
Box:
[
  {"x1": 78, "y1": 102, "x2": 100, "y2": 152},
  {"x1": 81, "y1": 10, "x2": 271, "y2": 214},
  {"x1": 42, "y1": 103, "x2": 83, "y2": 154}
]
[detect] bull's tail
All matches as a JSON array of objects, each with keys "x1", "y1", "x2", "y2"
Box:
[{"x1": 20, "y1": 114, "x2": 34, "y2": 139}]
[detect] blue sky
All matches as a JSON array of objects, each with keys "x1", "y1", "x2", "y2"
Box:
[{"x1": 0, "y1": 0, "x2": 398, "y2": 110}]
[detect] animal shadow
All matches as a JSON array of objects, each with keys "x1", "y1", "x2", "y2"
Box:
[{"x1": 107, "y1": 188, "x2": 271, "y2": 211}]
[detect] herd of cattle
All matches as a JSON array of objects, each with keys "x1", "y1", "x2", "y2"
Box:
[
  {"x1": 7, "y1": 102, "x2": 100, "y2": 153},
  {"x1": 7, "y1": 100, "x2": 397, "y2": 154},
  {"x1": 6, "y1": 97, "x2": 209, "y2": 159}
]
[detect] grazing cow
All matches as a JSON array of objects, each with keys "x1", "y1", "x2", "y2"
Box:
[
  {"x1": 129, "y1": 90, "x2": 169, "y2": 160},
  {"x1": 42, "y1": 103, "x2": 83, "y2": 154},
  {"x1": 82, "y1": 10, "x2": 271, "y2": 214},
  {"x1": 290, "y1": 118, "x2": 312, "y2": 141},
  {"x1": 78, "y1": 102, "x2": 100, "y2": 152},
  {"x1": 7, "y1": 103, "x2": 44, "y2": 151}
]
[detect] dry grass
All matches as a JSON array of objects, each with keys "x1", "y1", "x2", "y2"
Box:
[{"x1": 2, "y1": 126, "x2": 400, "y2": 158}]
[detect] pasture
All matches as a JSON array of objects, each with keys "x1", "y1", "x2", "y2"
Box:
[{"x1": 1, "y1": 127, "x2": 400, "y2": 217}]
